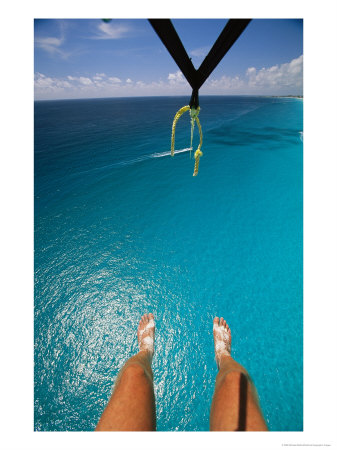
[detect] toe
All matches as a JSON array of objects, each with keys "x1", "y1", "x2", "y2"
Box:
[
  {"x1": 224, "y1": 321, "x2": 230, "y2": 333},
  {"x1": 143, "y1": 314, "x2": 149, "y2": 324},
  {"x1": 213, "y1": 317, "x2": 219, "y2": 326},
  {"x1": 148, "y1": 313, "x2": 154, "y2": 322},
  {"x1": 220, "y1": 317, "x2": 224, "y2": 326}
]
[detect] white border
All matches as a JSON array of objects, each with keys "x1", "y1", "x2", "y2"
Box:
[{"x1": 1, "y1": 1, "x2": 337, "y2": 449}]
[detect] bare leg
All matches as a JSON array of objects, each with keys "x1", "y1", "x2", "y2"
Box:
[
  {"x1": 210, "y1": 317, "x2": 268, "y2": 431},
  {"x1": 95, "y1": 313, "x2": 156, "y2": 431}
]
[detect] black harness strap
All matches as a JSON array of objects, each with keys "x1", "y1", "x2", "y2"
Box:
[
  {"x1": 149, "y1": 19, "x2": 251, "y2": 107},
  {"x1": 189, "y1": 88, "x2": 199, "y2": 109},
  {"x1": 148, "y1": 19, "x2": 198, "y2": 90},
  {"x1": 196, "y1": 19, "x2": 251, "y2": 89}
]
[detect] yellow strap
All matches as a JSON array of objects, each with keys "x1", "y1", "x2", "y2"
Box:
[
  {"x1": 193, "y1": 149, "x2": 203, "y2": 176},
  {"x1": 193, "y1": 117, "x2": 203, "y2": 176},
  {"x1": 190, "y1": 119, "x2": 194, "y2": 157},
  {"x1": 195, "y1": 116, "x2": 203, "y2": 149},
  {"x1": 189, "y1": 106, "x2": 200, "y2": 158},
  {"x1": 171, "y1": 105, "x2": 203, "y2": 176},
  {"x1": 171, "y1": 105, "x2": 190, "y2": 156}
]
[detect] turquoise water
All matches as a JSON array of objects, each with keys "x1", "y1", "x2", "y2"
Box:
[{"x1": 34, "y1": 96, "x2": 303, "y2": 431}]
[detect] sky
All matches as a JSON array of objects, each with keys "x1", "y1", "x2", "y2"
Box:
[{"x1": 34, "y1": 18, "x2": 303, "y2": 100}]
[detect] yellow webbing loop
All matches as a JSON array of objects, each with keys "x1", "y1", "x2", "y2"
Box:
[
  {"x1": 189, "y1": 106, "x2": 200, "y2": 158},
  {"x1": 171, "y1": 105, "x2": 190, "y2": 156},
  {"x1": 171, "y1": 105, "x2": 203, "y2": 176},
  {"x1": 193, "y1": 116, "x2": 203, "y2": 176},
  {"x1": 193, "y1": 149, "x2": 203, "y2": 176}
]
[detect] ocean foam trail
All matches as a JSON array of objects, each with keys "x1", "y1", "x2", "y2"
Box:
[
  {"x1": 73, "y1": 148, "x2": 192, "y2": 177},
  {"x1": 114, "y1": 147, "x2": 191, "y2": 167},
  {"x1": 151, "y1": 147, "x2": 192, "y2": 158}
]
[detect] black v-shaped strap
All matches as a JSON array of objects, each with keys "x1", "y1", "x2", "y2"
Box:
[
  {"x1": 149, "y1": 19, "x2": 251, "y2": 107},
  {"x1": 149, "y1": 19, "x2": 198, "y2": 89}
]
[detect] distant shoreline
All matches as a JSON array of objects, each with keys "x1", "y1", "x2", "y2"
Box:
[{"x1": 269, "y1": 95, "x2": 303, "y2": 99}]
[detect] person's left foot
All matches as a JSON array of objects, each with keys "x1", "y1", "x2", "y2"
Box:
[
  {"x1": 137, "y1": 313, "x2": 155, "y2": 360},
  {"x1": 213, "y1": 317, "x2": 231, "y2": 369}
]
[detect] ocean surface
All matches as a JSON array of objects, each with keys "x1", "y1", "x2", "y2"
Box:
[{"x1": 34, "y1": 95, "x2": 303, "y2": 432}]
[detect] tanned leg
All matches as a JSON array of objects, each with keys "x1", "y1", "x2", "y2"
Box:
[
  {"x1": 210, "y1": 317, "x2": 268, "y2": 431},
  {"x1": 95, "y1": 313, "x2": 156, "y2": 431}
]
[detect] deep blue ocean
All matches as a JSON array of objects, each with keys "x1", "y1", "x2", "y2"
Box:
[{"x1": 34, "y1": 95, "x2": 303, "y2": 432}]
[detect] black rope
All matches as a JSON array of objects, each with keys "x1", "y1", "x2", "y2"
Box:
[
  {"x1": 196, "y1": 19, "x2": 251, "y2": 89},
  {"x1": 149, "y1": 19, "x2": 251, "y2": 108},
  {"x1": 189, "y1": 88, "x2": 199, "y2": 109},
  {"x1": 148, "y1": 19, "x2": 198, "y2": 90}
]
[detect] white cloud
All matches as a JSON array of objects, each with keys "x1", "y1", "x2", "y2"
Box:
[
  {"x1": 108, "y1": 77, "x2": 122, "y2": 83},
  {"x1": 35, "y1": 36, "x2": 69, "y2": 59},
  {"x1": 168, "y1": 71, "x2": 187, "y2": 85},
  {"x1": 79, "y1": 77, "x2": 93, "y2": 85},
  {"x1": 200, "y1": 54, "x2": 303, "y2": 95},
  {"x1": 35, "y1": 73, "x2": 133, "y2": 99},
  {"x1": 246, "y1": 55, "x2": 303, "y2": 91},
  {"x1": 34, "y1": 55, "x2": 303, "y2": 100},
  {"x1": 206, "y1": 75, "x2": 245, "y2": 91},
  {"x1": 93, "y1": 73, "x2": 106, "y2": 81},
  {"x1": 190, "y1": 46, "x2": 209, "y2": 58},
  {"x1": 93, "y1": 22, "x2": 130, "y2": 40},
  {"x1": 34, "y1": 73, "x2": 74, "y2": 94},
  {"x1": 34, "y1": 74, "x2": 54, "y2": 88},
  {"x1": 36, "y1": 37, "x2": 62, "y2": 47},
  {"x1": 246, "y1": 67, "x2": 256, "y2": 76}
]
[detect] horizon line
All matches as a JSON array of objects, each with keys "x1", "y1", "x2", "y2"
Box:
[{"x1": 34, "y1": 93, "x2": 303, "y2": 102}]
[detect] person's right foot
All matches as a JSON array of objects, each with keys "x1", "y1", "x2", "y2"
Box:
[
  {"x1": 213, "y1": 317, "x2": 231, "y2": 369},
  {"x1": 137, "y1": 313, "x2": 155, "y2": 361}
]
